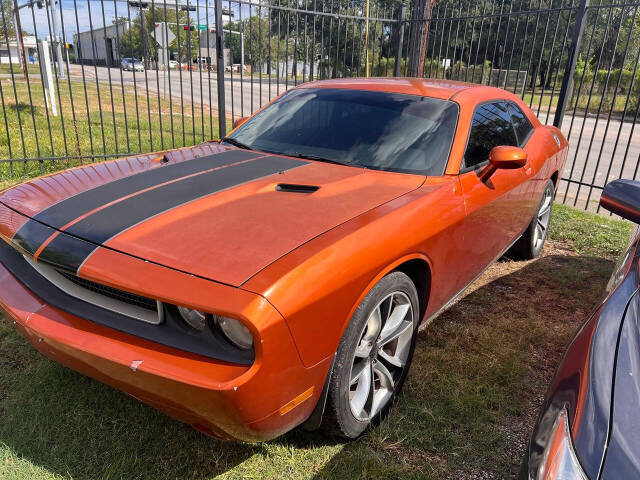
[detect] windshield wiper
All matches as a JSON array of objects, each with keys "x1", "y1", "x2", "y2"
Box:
[
  {"x1": 221, "y1": 137, "x2": 252, "y2": 150},
  {"x1": 291, "y1": 152, "x2": 351, "y2": 167}
]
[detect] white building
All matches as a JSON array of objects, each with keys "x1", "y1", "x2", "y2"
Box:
[
  {"x1": 72, "y1": 3, "x2": 234, "y2": 67},
  {"x1": 0, "y1": 36, "x2": 38, "y2": 64},
  {"x1": 196, "y1": 31, "x2": 232, "y2": 66}
]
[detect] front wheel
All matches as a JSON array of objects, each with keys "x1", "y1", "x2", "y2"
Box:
[
  {"x1": 323, "y1": 271, "x2": 419, "y2": 439},
  {"x1": 510, "y1": 179, "x2": 555, "y2": 260}
]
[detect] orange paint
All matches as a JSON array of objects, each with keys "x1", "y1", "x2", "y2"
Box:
[{"x1": 0, "y1": 79, "x2": 568, "y2": 441}]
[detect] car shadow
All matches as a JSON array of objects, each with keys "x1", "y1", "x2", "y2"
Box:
[
  {"x1": 304, "y1": 251, "x2": 616, "y2": 479},
  {"x1": 0, "y1": 251, "x2": 616, "y2": 479}
]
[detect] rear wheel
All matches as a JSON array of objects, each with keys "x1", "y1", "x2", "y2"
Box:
[
  {"x1": 510, "y1": 179, "x2": 554, "y2": 260},
  {"x1": 324, "y1": 271, "x2": 419, "y2": 439}
]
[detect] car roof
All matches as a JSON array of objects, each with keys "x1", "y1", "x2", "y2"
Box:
[{"x1": 298, "y1": 78, "x2": 486, "y2": 100}]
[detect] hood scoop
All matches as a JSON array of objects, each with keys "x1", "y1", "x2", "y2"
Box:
[{"x1": 276, "y1": 183, "x2": 320, "y2": 194}]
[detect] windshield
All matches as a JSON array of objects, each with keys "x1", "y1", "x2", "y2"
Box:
[{"x1": 227, "y1": 88, "x2": 459, "y2": 175}]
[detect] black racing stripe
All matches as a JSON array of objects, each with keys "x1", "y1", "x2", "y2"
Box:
[
  {"x1": 39, "y1": 156, "x2": 306, "y2": 272},
  {"x1": 11, "y1": 220, "x2": 57, "y2": 256},
  {"x1": 32, "y1": 149, "x2": 261, "y2": 229},
  {"x1": 37, "y1": 234, "x2": 97, "y2": 273}
]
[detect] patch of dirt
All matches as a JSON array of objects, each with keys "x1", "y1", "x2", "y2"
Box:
[{"x1": 445, "y1": 240, "x2": 614, "y2": 479}]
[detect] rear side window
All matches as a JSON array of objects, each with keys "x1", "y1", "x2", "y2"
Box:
[
  {"x1": 509, "y1": 103, "x2": 534, "y2": 146},
  {"x1": 463, "y1": 102, "x2": 518, "y2": 169}
]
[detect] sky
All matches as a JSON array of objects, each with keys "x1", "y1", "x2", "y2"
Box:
[{"x1": 17, "y1": 0, "x2": 245, "y2": 40}]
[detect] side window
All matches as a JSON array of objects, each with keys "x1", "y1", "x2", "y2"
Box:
[
  {"x1": 463, "y1": 102, "x2": 518, "y2": 169},
  {"x1": 509, "y1": 103, "x2": 534, "y2": 147}
]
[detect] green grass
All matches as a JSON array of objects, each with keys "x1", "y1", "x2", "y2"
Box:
[
  {"x1": 0, "y1": 76, "x2": 229, "y2": 184},
  {"x1": 550, "y1": 203, "x2": 634, "y2": 257},
  {"x1": 0, "y1": 205, "x2": 633, "y2": 479},
  {"x1": 0, "y1": 64, "x2": 42, "y2": 76},
  {"x1": 522, "y1": 91, "x2": 634, "y2": 116}
]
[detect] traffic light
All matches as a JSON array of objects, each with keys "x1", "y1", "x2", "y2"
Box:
[
  {"x1": 128, "y1": 1, "x2": 149, "y2": 8},
  {"x1": 183, "y1": 25, "x2": 195, "y2": 31},
  {"x1": 180, "y1": 4, "x2": 196, "y2": 11},
  {"x1": 64, "y1": 42, "x2": 72, "y2": 49}
]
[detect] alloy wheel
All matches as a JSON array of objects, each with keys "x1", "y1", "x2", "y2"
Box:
[
  {"x1": 348, "y1": 291, "x2": 415, "y2": 421},
  {"x1": 533, "y1": 186, "x2": 553, "y2": 251}
]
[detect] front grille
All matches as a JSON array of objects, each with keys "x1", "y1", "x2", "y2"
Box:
[{"x1": 57, "y1": 270, "x2": 158, "y2": 312}]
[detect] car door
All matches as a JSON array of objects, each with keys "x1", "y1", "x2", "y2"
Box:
[
  {"x1": 458, "y1": 101, "x2": 533, "y2": 280},
  {"x1": 508, "y1": 101, "x2": 544, "y2": 219}
]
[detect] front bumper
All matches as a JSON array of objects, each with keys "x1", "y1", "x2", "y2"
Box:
[{"x1": 0, "y1": 254, "x2": 331, "y2": 442}]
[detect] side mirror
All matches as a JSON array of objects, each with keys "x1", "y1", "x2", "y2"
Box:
[
  {"x1": 233, "y1": 116, "x2": 248, "y2": 129},
  {"x1": 480, "y1": 146, "x2": 528, "y2": 182},
  {"x1": 600, "y1": 179, "x2": 640, "y2": 224}
]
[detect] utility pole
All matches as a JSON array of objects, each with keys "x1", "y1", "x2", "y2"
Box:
[
  {"x1": 417, "y1": 0, "x2": 436, "y2": 76},
  {"x1": 49, "y1": 0, "x2": 65, "y2": 77},
  {"x1": 364, "y1": 0, "x2": 370, "y2": 77},
  {"x1": 12, "y1": 0, "x2": 27, "y2": 78},
  {"x1": 394, "y1": 3, "x2": 406, "y2": 77},
  {"x1": 141, "y1": 7, "x2": 147, "y2": 68},
  {"x1": 214, "y1": 0, "x2": 226, "y2": 137}
]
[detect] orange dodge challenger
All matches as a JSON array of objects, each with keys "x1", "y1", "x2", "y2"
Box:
[{"x1": 0, "y1": 79, "x2": 567, "y2": 441}]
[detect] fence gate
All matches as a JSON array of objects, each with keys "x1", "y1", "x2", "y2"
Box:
[{"x1": 1, "y1": 0, "x2": 639, "y2": 212}]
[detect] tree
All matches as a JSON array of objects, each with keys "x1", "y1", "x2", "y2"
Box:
[
  {"x1": 118, "y1": 6, "x2": 198, "y2": 64},
  {"x1": 0, "y1": 0, "x2": 15, "y2": 39},
  {"x1": 257, "y1": 0, "x2": 403, "y2": 79}
]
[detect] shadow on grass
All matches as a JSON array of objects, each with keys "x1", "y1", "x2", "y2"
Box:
[
  {"x1": 307, "y1": 252, "x2": 615, "y2": 480},
  {"x1": 0, "y1": 251, "x2": 615, "y2": 480}
]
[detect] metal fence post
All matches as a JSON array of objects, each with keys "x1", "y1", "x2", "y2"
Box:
[
  {"x1": 395, "y1": 3, "x2": 406, "y2": 77},
  {"x1": 214, "y1": 0, "x2": 226, "y2": 138},
  {"x1": 553, "y1": 0, "x2": 589, "y2": 129}
]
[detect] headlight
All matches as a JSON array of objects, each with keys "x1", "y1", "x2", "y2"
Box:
[
  {"x1": 177, "y1": 306, "x2": 208, "y2": 331},
  {"x1": 536, "y1": 409, "x2": 588, "y2": 480},
  {"x1": 216, "y1": 315, "x2": 253, "y2": 350}
]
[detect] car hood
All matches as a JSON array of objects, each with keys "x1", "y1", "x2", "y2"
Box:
[{"x1": 0, "y1": 144, "x2": 424, "y2": 286}]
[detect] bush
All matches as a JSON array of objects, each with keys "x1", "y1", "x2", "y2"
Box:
[
  {"x1": 371, "y1": 57, "x2": 408, "y2": 77},
  {"x1": 447, "y1": 60, "x2": 491, "y2": 84},
  {"x1": 573, "y1": 54, "x2": 594, "y2": 87}
]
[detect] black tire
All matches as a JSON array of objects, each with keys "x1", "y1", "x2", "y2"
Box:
[
  {"x1": 323, "y1": 271, "x2": 419, "y2": 439},
  {"x1": 510, "y1": 179, "x2": 555, "y2": 260}
]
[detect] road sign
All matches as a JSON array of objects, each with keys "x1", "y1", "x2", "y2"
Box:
[
  {"x1": 152, "y1": 22, "x2": 175, "y2": 48},
  {"x1": 198, "y1": 24, "x2": 207, "y2": 31}
]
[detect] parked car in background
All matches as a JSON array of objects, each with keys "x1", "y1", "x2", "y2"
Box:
[
  {"x1": 0, "y1": 79, "x2": 567, "y2": 442},
  {"x1": 168, "y1": 60, "x2": 178, "y2": 69},
  {"x1": 521, "y1": 179, "x2": 640, "y2": 480},
  {"x1": 225, "y1": 64, "x2": 247, "y2": 73},
  {"x1": 121, "y1": 58, "x2": 144, "y2": 72}
]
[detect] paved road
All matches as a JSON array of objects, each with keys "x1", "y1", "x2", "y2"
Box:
[
  {"x1": 69, "y1": 65, "x2": 640, "y2": 209},
  {"x1": 557, "y1": 114, "x2": 640, "y2": 210},
  {"x1": 70, "y1": 64, "x2": 289, "y2": 116}
]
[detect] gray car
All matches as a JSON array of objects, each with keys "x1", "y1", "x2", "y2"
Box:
[{"x1": 121, "y1": 58, "x2": 144, "y2": 72}]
